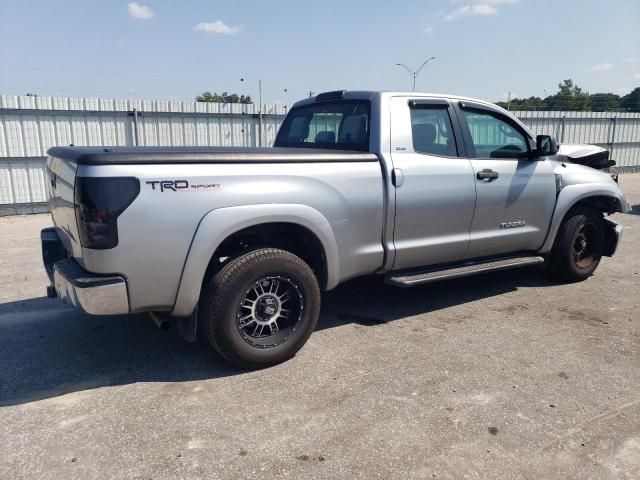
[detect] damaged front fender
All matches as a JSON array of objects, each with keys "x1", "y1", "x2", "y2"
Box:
[{"x1": 558, "y1": 144, "x2": 615, "y2": 170}]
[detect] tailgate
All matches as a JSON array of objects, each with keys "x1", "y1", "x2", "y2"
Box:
[{"x1": 46, "y1": 154, "x2": 83, "y2": 261}]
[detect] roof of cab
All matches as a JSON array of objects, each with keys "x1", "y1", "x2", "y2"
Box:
[
  {"x1": 291, "y1": 90, "x2": 531, "y2": 136},
  {"x1": 292, "y1": 90, "x2": 501, "y2": 109}
]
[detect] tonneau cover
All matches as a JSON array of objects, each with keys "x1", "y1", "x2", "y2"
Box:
[{"x1": 47, "y1": 146, "x2": 378, "y2": 165}]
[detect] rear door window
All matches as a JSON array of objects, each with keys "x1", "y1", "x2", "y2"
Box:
[{"x1": 409, "y1": 105, "x2": 458, "y2": 157}]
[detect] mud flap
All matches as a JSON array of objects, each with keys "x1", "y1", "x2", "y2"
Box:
[{"x1": 176, "y1": 308, "x2": 198, "y2": 343}]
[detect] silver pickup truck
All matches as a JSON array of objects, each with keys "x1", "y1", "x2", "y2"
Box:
[{"x1": 42, "y1": 90, "x2": 630, "y2": 368}]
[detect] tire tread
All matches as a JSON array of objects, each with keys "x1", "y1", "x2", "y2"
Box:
[
  {"x1": 548, "y1": 207, "x2": 604, "y2": 282},
  {"x1": 199, "y1": 248, "x2": 320, "y2": 368}
]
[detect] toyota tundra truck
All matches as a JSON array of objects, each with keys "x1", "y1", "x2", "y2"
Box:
[{"x1": 42, "y1": 90, "x2": 630, "y2": 368}]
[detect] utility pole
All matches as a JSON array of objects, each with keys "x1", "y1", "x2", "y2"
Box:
[
  {"x1": 258, "y1": 79, "x2": 262, "y2": 148},
  {"x1": 241, "y1": 77, "x2": 263, "y2": 147},
  {"x1": 396, "y1": 57, "x2": 436, "y2": 91},
  {"x1": 507, "y1": 91, "x2": 511, "y2": 111}
]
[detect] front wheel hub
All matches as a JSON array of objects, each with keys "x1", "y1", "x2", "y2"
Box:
[{"x1": 572, "y1": 222, "x2": 599, "y2": 268}]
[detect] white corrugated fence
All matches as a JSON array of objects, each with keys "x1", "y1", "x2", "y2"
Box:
[
  {"x1": 1, "y1": 94, "x2": 639, "y2": 215},
  {"x1": 0, "y1": 94, "x2": 287, "y2": 213},
  {"x1": 514, "y1": 111, "x2": 640, "y2": 168}
]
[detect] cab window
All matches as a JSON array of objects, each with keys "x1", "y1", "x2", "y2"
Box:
[
  {"x1": 409, "y1": 105, "x2": 458, "y2": 157},
  {"x1": 274, "y1": 101, "x2": 370, "y2": 151},
  {"x1": 462, "y1": 108, "x2": 529, "y2": 159}
]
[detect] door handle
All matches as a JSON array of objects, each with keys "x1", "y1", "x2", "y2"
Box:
[
  {"x1": 392, "y1": 168, "x2": 404, "y2": 187},
  {"x1": 477, "y1": 169, "x2": 499, "y2": 180}
]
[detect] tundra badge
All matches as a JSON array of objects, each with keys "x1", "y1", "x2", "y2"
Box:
[{"x1": 500, "y1": 220, "x2": 526, "y2": 229}]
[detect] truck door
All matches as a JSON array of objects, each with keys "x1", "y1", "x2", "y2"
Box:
[
  {"x1": 389, "y1": 97, "x2": 477, "y2": 270},
  {"x1": 455, "y1": 102, "x2": 556, "y2": 258}
]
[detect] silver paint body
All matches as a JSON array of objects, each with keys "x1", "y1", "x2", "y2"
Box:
[{"x1": 45, "y1": 91, "x2": 630, "y2": 317}]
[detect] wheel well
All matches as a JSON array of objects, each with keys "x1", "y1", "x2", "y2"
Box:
[
  {"x1": 204, "y1": 222, "x2": 328, "y2": 288},
  {"x1": 561, "y1": 196, "x2": 620, "y2": 257},
  {"x1": 571, "y1": 195, "x2": 621, "y2": 215}
]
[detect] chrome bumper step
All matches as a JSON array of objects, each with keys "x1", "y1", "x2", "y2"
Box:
[
  {"x1": 41, "y1": 227, "x2": 130, "y2": 315},
  {"x1": 53, "y1": 258, "x2": 130, "y2": 315},
  {"x1": 385, "y1": 255, "x2": 545, "y2": 287}
]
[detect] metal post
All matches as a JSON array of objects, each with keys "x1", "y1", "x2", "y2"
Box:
[
  {"x1": 6, "y1": 162, "x2": 15, "y2": 204},
  {"x1": 132, "y1": 108, "x2": 140, "y2": 146},
  {"x1": 258, "y1": 79, "x2": 263, "y2": 148},
  {"x1": 610, "y1": 116, "x2": 617, "y2": 160},
  {"x1": 25, "y1": 163, "x2": 34, "y2": 203}
]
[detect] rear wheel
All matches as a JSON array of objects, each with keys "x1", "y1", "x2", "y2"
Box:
[
  {"x1": 199, "y1": 248, "x2": 321, "y2": 369},
  {"x1": 548, "y1": 208, "x2": 604, "y2": 282}
]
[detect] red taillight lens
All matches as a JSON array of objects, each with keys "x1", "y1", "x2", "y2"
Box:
[{"x1": 75, "y1": 177, "x2": 140, "y2": 249}]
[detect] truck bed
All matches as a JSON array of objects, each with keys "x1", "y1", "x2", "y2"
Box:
[
  {"x1": 47, "y1": 146, "x2": 379, "y2": 165},
  {"x1": 46, "y1": 144, "x2": 387, "y2": 314}
]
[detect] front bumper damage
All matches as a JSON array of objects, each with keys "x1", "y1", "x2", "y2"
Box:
[
  {"x1": 41, "y1": 228, "x2": 130, "y2": 315},
  {"x1": 602, "y1": 218, "x2": 624, "y2": 257}
]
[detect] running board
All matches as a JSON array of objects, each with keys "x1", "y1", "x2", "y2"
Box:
[{"x1": 384, "y1": 256, "x2": 545, "y2": 288}]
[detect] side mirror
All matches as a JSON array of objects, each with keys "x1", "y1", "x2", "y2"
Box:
[{"x1": 535, "y1": 134, "x2": 559, "y2": 157}]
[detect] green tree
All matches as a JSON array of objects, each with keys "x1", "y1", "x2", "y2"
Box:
[
  {"x1": 621, "y1": 87, "x2": 640, "y2": 111},
  {"x1": 494, "y1": 79, "x2": 635, "y2": 112},
  {"x1": 196, "y1": 91, "x2": 218, "y2": 102},
  {"x1": 502, "y1": 96, "x2": 545, "y2": 111},
  {"x1": 590, "y1": 93, "x2": 621, "y2": 111},
  {"x1": 196, "y1": 91, "x2": 253, "y2": 104},
  {"x1": 546, "y1": 79, "x2": 591, "y2": 111}
]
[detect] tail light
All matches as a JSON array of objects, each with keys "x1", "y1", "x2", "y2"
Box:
[{"x1": 75, "y1": 177, "x2": 140, "y2": 249}]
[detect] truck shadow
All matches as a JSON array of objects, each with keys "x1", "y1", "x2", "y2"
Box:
[
  {"x1": 0, "y1": 266, "x2": 556, "y2": 407},
  {"x1": 0, "y1": 298, "x2": 242, "y2": 407},
  {"x1": 320, "y1": 265, "x2": 556, "y2": 329}
]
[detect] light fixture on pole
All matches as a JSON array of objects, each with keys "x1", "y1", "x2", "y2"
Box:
[{"x1": 396, "y1": 56, "x2": 436, "y2": 91}]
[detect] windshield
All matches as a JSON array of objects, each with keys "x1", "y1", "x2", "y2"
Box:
[{"x1": 274, "y1": 101, "x2": 370, "y2": 151}]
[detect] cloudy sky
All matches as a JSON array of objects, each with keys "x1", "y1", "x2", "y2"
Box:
[{"x1": 0, "y1": 0, "x2": 638, "y2": 104}]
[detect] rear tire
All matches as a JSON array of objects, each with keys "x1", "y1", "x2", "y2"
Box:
[
  {"x1": 199, "y1": 248, "x2": 321, "y2": 369},
  {"x1": 548, "y1": 208, "x2": 604, "y2": 282}
]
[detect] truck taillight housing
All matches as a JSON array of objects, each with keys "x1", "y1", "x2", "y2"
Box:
[{"x1": 75, "y1": 177, "x2": 140, "y2": 249}]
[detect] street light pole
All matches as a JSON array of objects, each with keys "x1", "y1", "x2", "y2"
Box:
[{"x1": 396, "y1": 56, "x2": 436, "y2": 91}]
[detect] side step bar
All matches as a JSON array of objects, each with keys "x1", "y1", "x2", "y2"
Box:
[{"x1": 385, "y1": 255, "x2": 545, "y2": 288}]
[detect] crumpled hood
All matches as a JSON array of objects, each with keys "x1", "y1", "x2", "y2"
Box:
[
  {"x1": 550, "y1": 147, "x2": 631, "y2": 214},
  {"x1": 557, "y1": 144, "x2": 614, "y2": 169}
]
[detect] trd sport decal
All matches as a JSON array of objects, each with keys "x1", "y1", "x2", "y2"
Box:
[{"x1": 146, "y1": 180, "x2": 221, "y2": 192}]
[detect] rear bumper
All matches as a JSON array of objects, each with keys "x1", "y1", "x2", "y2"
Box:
[{"x1": 41, "y1": 228, "x2": 130, "y2": 315}]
